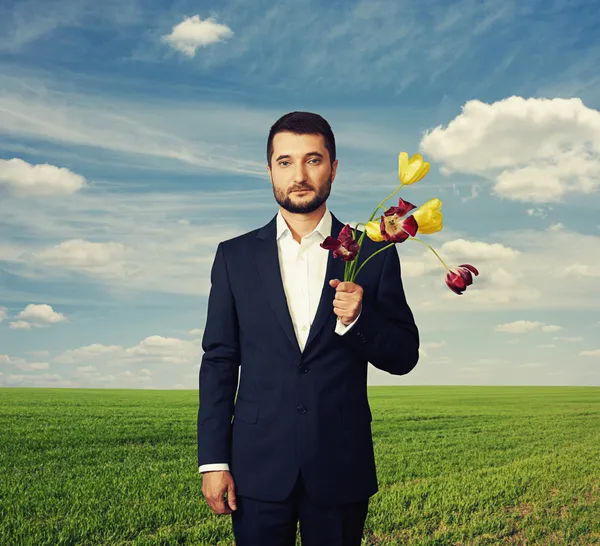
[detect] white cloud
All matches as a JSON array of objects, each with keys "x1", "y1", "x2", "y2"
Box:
[
  {"x1": 409, "y1": 223, "x2": 600, "y2": 311},
  {"x1": 76, "y1": 365, "x2": 97, "y2": 373},
  {"x1": 554, "y1": 336, "x2": 583, "y2": 342},
  {"x1": 580, "y1": 349, "x2": 600, "y2": 357},
  {"x1": 420, "y1": 96, "x2": 600, "y2": 203},
  {"x1": 560, "y1": 264, "x2": 600, "y2": 279},
  {"x1": 29, "y1": 239, "x2": 128, "y2": 268},
  {"x1": 0, "y1": 75, "x2": 266, "y2": 178},
  {"x1": 0, "y1": 158, "x2": 86, "y2": 197},
  {"x1": 19, "y1": 361, "x2": 51, "y2": 370},
  {"x1": 0, "y1": 373, "x2": 67, "y2": 387},
  {"x1": 495, "y1": 320, "x2": 562, "y2": 334},
  {"x1": 421, "y1": 340, "x2": 447, "y2": 350},
  {"x1": 459, "y1": 183, "x2": 481, "y2": 202},
  {"x1": 0, "y1": 354, "x2": 50, "y2": 371},
  {"x1": 402, "y1": 238, "x2": 518, "y2": 279},
  {"x1": 125, "y1": 335, "x2": 202, "y2": 364},
  {"x1": 0, "y1": 0, "x2": 87, "y2": 52},
  {"x1": 53, "y1": 335, "x2": 203, "y2": 368},
  {"x1": 0, "y1": 243, "x2": 26, "y2": 262},
  {"x1": 0, "y1": 306, "x2": 7, "y2": 322},
  {"x1": 476, "y1": 358, "x2": 505, "y2": 365},
  {"x1": 9, "y1": 304, "x2": 67, "y2": 329},
  {"x1": 439, "y1": 238, "x2": 520, "y2": 263},
  {"x1": 1, "y1": 187, "x2": 245, "y2": 295},
  {"x1": 54, "y1": 344, "x2": 123, "y2": 365},
  {"x1": 161, "y1": 15, "x2": 234, "y2": 57},
  {"x1": 27, "y1": 350, "x2": 52, "y2": 357},
  {"x1": 9, "y1": 321, "x2": 32, "y2": 330},
  {"x1": 541, "y1": 324, "x2": 563, "y2": 333},
  {"x1": 5, "y1": 334, "x2": 202, "y2": 388},
  {"x1": 496, "y1": 320, "x2": 543, "y2": 333},
  {"x1": 400, "y1": 259, "x2": 439, "y2": 278},
  {"x1": 419, "y1": 340, "x2": 447, "y2": 358},
  {"x1": 527, "y1": 207, "x2": 551, "y2": 218}
]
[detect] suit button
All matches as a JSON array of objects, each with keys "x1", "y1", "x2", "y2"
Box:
[
  {"x1": 299, "y1": 366, "x2": 308, "y2": 374},
  {"x1": 296, "y1": 405, "x2": 307, "y2": 414}
]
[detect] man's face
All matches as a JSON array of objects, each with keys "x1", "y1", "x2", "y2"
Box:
[{"x1": 267, "y1": 131, "x2": 338, "y2": 214}]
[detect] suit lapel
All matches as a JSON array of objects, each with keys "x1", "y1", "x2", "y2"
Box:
[{"x1": 255, "y1": 211, "x2": 346, "y2": 355}]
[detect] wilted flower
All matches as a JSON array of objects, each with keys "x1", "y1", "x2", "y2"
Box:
[
  {"x1": 412, "y1": 198, "x2": 443, "y2": 234},
  {"x1": 320, "y1": 224, "x2": 360, "y2": 261},
  {"x1": 380, "y1": 197, "x2": 418, "y2": 243},
  {"x1": 319, "y1": 149, "x2": 480, "y2": 300},
  {"x1": 445, "y1": 264, "x2": 479, "y2": 295},
  {"x1": 398, "y1": 152, "x2": 430, "y2": 185}
]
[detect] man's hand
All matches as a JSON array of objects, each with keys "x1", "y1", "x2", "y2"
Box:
[
  {"x1": 201, "y1": 470, "x2": 237, "y2": 514},
  {"x1": 329, "y1": 279, "x2": 363, "y2": 326}
]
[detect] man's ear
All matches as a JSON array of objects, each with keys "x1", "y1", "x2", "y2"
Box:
[{"x1": 331, "y1": 159, "x2": 339, "y2": 182}]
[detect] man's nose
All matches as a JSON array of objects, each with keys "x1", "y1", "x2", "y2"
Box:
[{"x1": 293, "y1": 163, "x2": 308, "y2": 182}]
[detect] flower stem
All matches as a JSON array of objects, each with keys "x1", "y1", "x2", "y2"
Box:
[
  {"x1": 350, "y1": 242, "x2": 396, "y2": 281},
  {"x1": 347, "y1": 183, "x2": 405, "y2": 282},
  {"x1": 348, "y1": 222, "x2": 368, "y2": 280},
  {"x1": 409, "y1": 237, "x2": 450, "y2": 271}
]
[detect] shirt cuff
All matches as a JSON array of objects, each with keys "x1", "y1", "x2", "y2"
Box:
[
  {"x1": 334, "y1": 307, "x2": 361, "y2": 335},
  {"x1": 199, "y1": 463, "x2": 230, "y2": 473}
]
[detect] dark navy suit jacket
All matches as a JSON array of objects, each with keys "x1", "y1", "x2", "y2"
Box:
[{"x1": 197, "y1": 210, "x2": 419, "y2": 505}]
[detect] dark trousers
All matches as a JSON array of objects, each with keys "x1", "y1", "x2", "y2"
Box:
[{"x1": 231, "y1": 470, "x2": 369, "y2": 546}]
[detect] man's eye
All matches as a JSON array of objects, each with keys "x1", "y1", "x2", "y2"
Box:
[{"x1": 279, "y1": 159, "x2": 320, "y2": 166}]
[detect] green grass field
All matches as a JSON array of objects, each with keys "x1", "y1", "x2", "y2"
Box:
[{"x1": 1, "y1": 386, "x2": 599, "y2": 545}]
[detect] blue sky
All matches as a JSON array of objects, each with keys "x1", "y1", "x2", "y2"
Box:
[{"x1": 1, "y1": 0, "x2": 599, "y2": 388}]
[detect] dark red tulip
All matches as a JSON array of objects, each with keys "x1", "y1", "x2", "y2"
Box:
[
  {"x1": 445, "y1": 264, "x2": 479, "y2": 295},
  {"x1": 380, "y1": 197, "x2": 419, "y2": 243},
  {"x1": 320, "y1": 224, "x2": 360, "y2": 261}
]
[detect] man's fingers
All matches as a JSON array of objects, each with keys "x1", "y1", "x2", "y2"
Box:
[
  {"x1": 330, "y1": 279, "x2": 351, "y2": 291},
  {"x1": 208, "y1": 497, "x2": 232, "y2": 515},
  {"x1": 201, "y1": 472, "x2": 237, "y2": 515},
  {"x1": 227, "y1": 483, "x2": 237, "y2": 510}
]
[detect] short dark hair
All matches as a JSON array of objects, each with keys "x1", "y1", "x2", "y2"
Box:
[{"x1": 266, "y1": 111, "x2": 336, "y2": 168}]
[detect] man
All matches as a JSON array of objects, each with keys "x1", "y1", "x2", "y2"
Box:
[{"x1": 198, "y1": 111, "x2": 419, "y2": 545}]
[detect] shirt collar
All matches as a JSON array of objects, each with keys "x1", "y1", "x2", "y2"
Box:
[{"x1": 276, "y1": 204, "x2": 332, "y2": 241}]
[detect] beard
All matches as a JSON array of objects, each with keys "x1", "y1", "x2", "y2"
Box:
[{"x1": 273, "y1": 173, "x2": 332, "y2": 214}]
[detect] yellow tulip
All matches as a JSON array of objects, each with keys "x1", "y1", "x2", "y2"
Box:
[
  {"x1": 365, "y1": 220, "x2": 385, "y2": 242},
  {"x1": 412, "y1": 198, "x2": 443, "y2": 234},
  {"x1": 398, "y1": 152, "x2": 430, "y2": 185}
]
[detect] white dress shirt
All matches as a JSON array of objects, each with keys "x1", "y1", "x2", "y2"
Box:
[{"x1": 199, "y1": 206, "x2": 361, "y2": 473}]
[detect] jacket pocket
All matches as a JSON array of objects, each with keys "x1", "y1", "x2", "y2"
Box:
[
  {"x1": 233, "y1": 398, "x2": 259, "y2": 424},
  {"x1": 341, "y1": 403, "x2": 372, "y2": 427}
]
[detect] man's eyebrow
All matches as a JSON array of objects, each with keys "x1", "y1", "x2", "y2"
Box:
[{"x1": 275, "y1": 151, "x2": 324, "y2": 162}]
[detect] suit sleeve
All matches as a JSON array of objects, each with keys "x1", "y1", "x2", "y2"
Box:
[
  {"x1": 197, "y1": 242, "x2": 240, "y2": 468},
  {"x1": 339, "y1": 245, "x2": 419, "y2": 375}
]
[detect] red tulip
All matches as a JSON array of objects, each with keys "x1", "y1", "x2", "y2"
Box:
[
  {"x1": 380, "y1": 197, "x2": 418, "y2": 243},
  {"x1": 445, "y1": 264, "x2": 479, "y2": 295},
  {"x1": 320, "y1": 224, "x2": 360, "y2": 261}
]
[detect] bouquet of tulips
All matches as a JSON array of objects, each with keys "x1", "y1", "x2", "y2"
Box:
[{"x1": 320, "y1": 152, "x2": 479, "y2": 296}]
